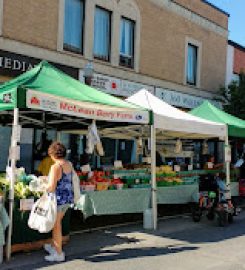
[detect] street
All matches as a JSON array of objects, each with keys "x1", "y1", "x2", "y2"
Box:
[{"x1": 2, "y1": 210, "x2": 245, "y2": 270}]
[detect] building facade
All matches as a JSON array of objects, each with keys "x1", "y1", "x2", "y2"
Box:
[
  {"x1": 0, "y1": 0, "x2": 229, "y2": 108},
  {"x1": 226, "y1": 40, "x2": 245, "y2": 86},
  {"x1": 0, "y1": 0, "x2": 229, "y2": 170}
]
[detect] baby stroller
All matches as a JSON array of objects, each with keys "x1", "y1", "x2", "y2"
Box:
[{"x1": 192, "y1": 173, "x2": 235, "y2": 226}]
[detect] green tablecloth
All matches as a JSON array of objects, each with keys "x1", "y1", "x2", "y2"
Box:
[
  {"x1": 76, "y1": 189, "x2": 151, "y2": 219},
  {"x1": 157, "y1": 184, "x2": 199, "y2": 204},
  {"x1": 0, "y1": 204, "x2": 9, "y2": 245}
]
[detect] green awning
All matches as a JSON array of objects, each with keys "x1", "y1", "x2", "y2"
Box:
[
  {"x1": 0, "y1": 61, "x2": 149, "y2": 124},
  {"x1": 190, "y1": 100, "x2": 245, "y2": 138}
]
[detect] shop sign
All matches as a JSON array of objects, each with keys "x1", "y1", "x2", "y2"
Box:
[
  {"x1": 156, "y1": 88, "x2": 221, "y2": 109},
  {"x1": 120, "y1": 80, "x2": 154, "y2": 97},
  {"x1": 79, "y1": 70, "x2": 154, "y2": 97},
  {"x1": 26, "y1": 89, "x2": 149, "y2": 124},
  {"x1": 0, "y1": 50, "x2": 78, "y2": 78}
]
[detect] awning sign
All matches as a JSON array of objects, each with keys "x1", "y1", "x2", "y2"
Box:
[{"x1": 26, "y1": 90, "x2": 149, "y2": 124}]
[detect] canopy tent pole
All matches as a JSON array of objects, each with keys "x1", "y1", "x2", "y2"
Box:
[
  {"x1": 151, "y1": 124, "x2": 157, "y2": 230},
  {"x1": 225, "y1": 132, "x2": 231, "y2": 186},
  {"x1": 6, "y1": 108, "x2": 19, "y2": 261}
]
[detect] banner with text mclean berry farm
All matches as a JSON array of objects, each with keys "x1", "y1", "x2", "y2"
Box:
[{"x1": 26, "y1": 89, "x2": 149, "y2": 124}]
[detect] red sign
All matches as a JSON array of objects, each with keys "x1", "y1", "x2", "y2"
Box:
[{"x1": 30, "y1": 96, "x2": 40, "y2": 105}]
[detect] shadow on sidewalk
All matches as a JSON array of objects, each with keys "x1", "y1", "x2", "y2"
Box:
[
  {"x1": 150, "y1": 215, "x2": 245, "y2": 244},
  {"x1": 3, "y1": 245, "x2": 198, "y2": 270},
  {"x1": 82, "y1": 245, "x2": 198, "y2": 263}
]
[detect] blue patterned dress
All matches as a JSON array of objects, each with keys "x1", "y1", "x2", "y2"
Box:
[{"x1": 55, "y1": 165, "x2": 74, "y2": 206}]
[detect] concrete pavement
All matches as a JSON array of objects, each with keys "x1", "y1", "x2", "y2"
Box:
[{"x1": 2, "y1": 211, "x2": 245, "y2": 270}]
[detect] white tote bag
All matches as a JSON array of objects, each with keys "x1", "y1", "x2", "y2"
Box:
[
  {"x1": 71, "y1": 167, "x2": 81, "y2": 205},
  {"x1": 28, "y1": 192, "x2": 57, "y2": 233}
]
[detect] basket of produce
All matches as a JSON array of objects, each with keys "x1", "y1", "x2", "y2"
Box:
[
  {"x1": 173, "y1": 178, "x2": 183, "y2": 185},
  {"x1": 110, "y1": 178, "x2": 124, "y2": 190},
  {"x1": 96, "y1": 182, "x2": 109, "y2": 191}
]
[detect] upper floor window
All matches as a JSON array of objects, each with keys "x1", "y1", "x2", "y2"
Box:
[
  {"x1": 63, "y1": 0, "x2": 84, "y2": 54},
  {"x1": 94, "y1": 7, "x2": 111, "y2": 61},
  {"x1": 120, "y1": 18, "x2": 135, "y2": 68},
  {"x1": 186, "y1": 43, "x2": 198, "y2": 85}
]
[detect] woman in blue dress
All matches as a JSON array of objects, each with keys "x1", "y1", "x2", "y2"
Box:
[{"x1": 44, "y1": 141, "x2": 74, "y2": 262}]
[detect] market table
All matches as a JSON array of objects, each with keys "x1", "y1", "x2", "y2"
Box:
[
  {"x1": 157, "y1": 184, "x2": 199, "y2": 204},
  {"x1": 76, "y1": 188, "x2": 151, "y2": 219}
]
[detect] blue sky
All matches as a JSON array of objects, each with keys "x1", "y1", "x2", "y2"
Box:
[{"x1": 207, "y1": 0, "x2": 245, "y2": 46}]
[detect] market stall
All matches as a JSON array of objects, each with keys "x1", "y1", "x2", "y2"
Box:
[
  {"x1": 190, "y1": 100, "x2": 245, "y2": 196},
  {"x1": 0, "y1": 61, "x2": 150, "y2": 259},
  {"x1": 98, "y1": 90, "x2": 228, "y2": 225}
]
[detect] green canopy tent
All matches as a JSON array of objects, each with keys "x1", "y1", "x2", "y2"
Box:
[
  {"x1": 190, "y1": 100, "x2": 245, "y2": 192},
  {"x1": 190, "y1": 100, "x2": 245, "y2": 138},
  {"x1": 0, "y1": 60, "x2": 149, "y2": 122},
  {"x1": 0, "y1": 61, "x2": 151, "y2": 260}
]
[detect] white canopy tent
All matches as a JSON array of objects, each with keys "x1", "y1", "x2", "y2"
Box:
[
  {"x1": 127, "y1": 89, "x2": 230, "y2": 229},
  {"x1": 125, "y1": 89, "x2": 228, "y2": 229},
  {"x1": 64, "y1": 89, "x2": 229, "y2": 230},
  {"x1": 127, "y1": 89, "x2": 227, "y2": 139}
]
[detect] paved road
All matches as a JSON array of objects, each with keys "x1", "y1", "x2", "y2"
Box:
[{"x1": 2, "y1": 211, "x2": 245, "y2": 270}]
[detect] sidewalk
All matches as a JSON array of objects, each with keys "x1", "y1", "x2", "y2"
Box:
[{"x1": 2, "y1": 212, "x2": 245, "y2": 270}]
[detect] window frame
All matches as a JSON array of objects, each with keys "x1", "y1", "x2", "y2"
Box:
[
  {"x1": 119, "y1": 16, "x2": 135, "y2": 69},
  {"x1": 186, "y1": 43, "x2": 198, "y2": 86},
  {"x1": 63, "y1": 0, "x2": 85, "y2": 55},
  {"x1": 184, "y1": 38, "x2": 202, "y2": 88},
  {"x1": 93, "y1": 5, "x2": 112, "y2": 62}
]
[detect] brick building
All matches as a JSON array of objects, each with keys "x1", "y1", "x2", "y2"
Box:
[
  {"x1": 226, "y1": 40, "x2": 245, "y2": 86},
  {"x1": 0, "y1": 0, "x2": 229, "y2": 108},
  {"x1": 0, "y1": 0, "x2": 229, "y2": 170}
]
